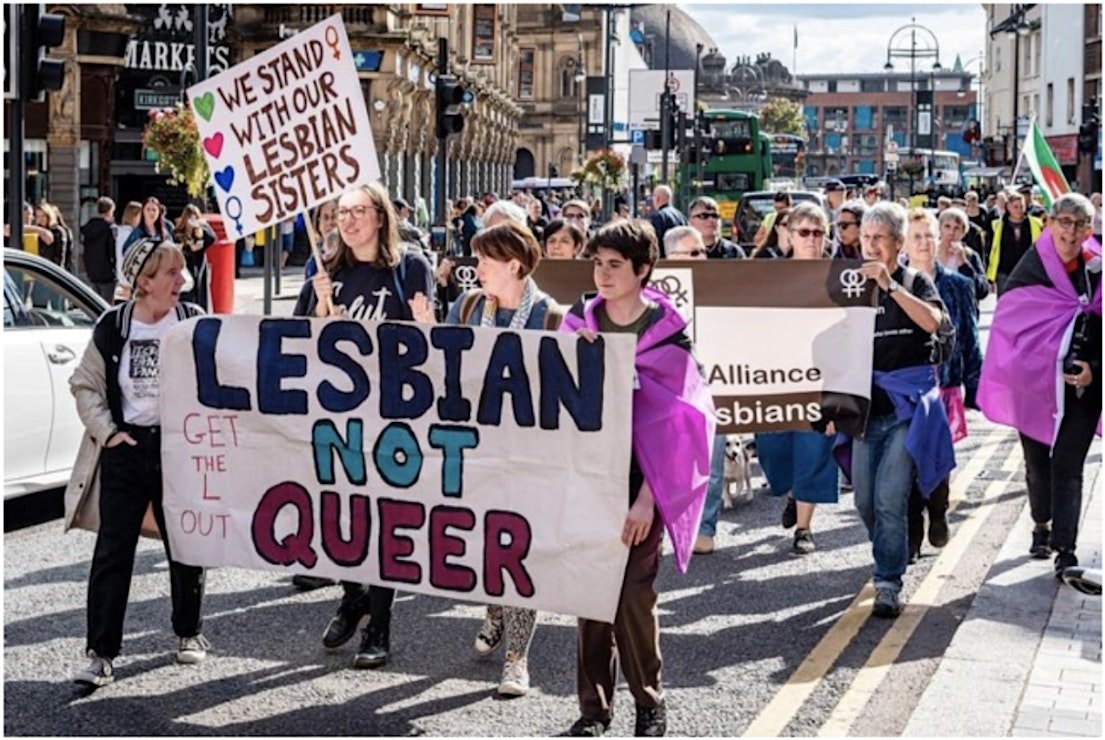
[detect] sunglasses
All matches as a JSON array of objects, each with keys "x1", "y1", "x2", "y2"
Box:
[
  {"x1": 837, "y1": 220, "x2": 859, "y2": 229},
  {"x1": 791, "y1": 228, "x2": 825, "y2": 239},
  {"x1": 670, "y1": 249, "x2": 706, "y2": 258},
  {"x1": 691, "y1": 212, "x2": 720, "y2": 220}
]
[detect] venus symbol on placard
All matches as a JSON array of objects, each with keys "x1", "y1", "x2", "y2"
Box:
[
  {"x1": 325, "y1": 26, "x2": 341, "y2": 59},
  {"x1": 214, "y1": 166, "x2": 235, "y2": 193},
  {"x1": 203, "y1": 132, "x2": 224, "y2": 158},
  {"x1": 224, "y1": 196, "x2": 244, "y2": 235}
]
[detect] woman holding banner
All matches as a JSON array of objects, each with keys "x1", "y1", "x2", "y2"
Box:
[
  {"x1": 751, "y1": 202, "x2": 839, "y2": 555},
  {"x1": 844, "y1": 202, "x2": 955, "y2": 620},
  {"x1": 67, "y1": 239, "x2": 209, "y2": 687},
  {"x1": 903, "y1": 209, "x2": 982, "y2": 562},
  {"x1": 979, "y1": 193, "x2": 1101, "y2": 576},
  {"x1": 410, "y1": 220, "x2": 564, "y2": 697},
  {"x1": 293, "y1": 182, "x2": 434, "y2": 669}
]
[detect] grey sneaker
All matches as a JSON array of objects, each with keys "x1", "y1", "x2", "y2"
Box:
[
  {"x1": 72, "y1": 650, "x2": 114, "y2": 687},
  {"x1": 176, "y1": 634, "x2": 212, "y2": 664},
  {"x1": 872, "y1": 587, "x2": 902, "y2": 619},
  {"x1": 474, "y1": 607, "x2": 504, "y2": 658},
  {"x1": 497, "y1": 650, "x2": 530, "y2": 697}
]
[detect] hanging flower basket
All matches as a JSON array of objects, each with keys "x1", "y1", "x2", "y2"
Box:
[
  {"x1": 142, "y1": 104, "x2": 210, "y2": 198},
  {"x1": 577, "y1": 149, "x2": 627, "y2": 192}
]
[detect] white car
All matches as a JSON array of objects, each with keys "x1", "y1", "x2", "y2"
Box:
[{"x1": 4, "y1": 249, "x2": 108, "y2": 499}]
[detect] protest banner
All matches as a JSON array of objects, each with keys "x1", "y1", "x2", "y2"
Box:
[
  {"x1": 186, "y1": 15, "x2": 377, "y2": 238},
  {"x1": 450, "y1": 258, "x2": 878, "y2": 433},
  {"x1": 159, "y1": 315, "x2": 637, "y2": 623}
]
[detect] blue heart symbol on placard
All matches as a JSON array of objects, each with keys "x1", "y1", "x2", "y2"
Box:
[{"x1": 214, "y1": 166, "x2": 235, "y2": 193}]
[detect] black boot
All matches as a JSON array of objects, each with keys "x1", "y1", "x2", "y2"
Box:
[
  {"x1": 353, "y1": 621, "x2": 390, "y2": 669},
  {"x1": 908, "y1": 487, "x2": 925, "y2": 563},
  {"x1": 926, "y1": 480, "x2": 950, "y2": 548},
  {"x1": 635, "y1": 702, "x2": 667, "y2": 737},
  {"x1": 322, "y1": 606, "x2": 365, "y2": 649},
  {"x1": 1030, "y1": 524, "x2": 1052, "y2": 559}
]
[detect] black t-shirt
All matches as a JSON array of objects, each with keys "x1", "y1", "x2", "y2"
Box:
[
  {"x1": 869, "y1": 266, "x2": 945, "y2": 416},
  {"x1": 293, "y1": 249, "x2": 434, "y2": 320}
]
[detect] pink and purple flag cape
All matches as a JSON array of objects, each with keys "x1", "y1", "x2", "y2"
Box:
[
  {"x1": 561, "y1": 288, "x2": 716, "y2": 574},
  {"x1": 978, "y1": 231, "x2": 1102, "y2": 445}
]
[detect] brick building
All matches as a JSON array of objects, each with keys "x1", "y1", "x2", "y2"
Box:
[{"x1": 797, "y1": 71, "x2": 977, "y2": 179}]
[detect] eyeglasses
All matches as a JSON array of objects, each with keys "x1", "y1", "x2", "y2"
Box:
[
  {"x1": 336, "y1": 205, "x2": 377, "y2": 221},
  {"x1": 670, "y1": 249, "x2": 706, "y2": 258},
  {"x1": 791, "y1": 228, "x2": 826, "y2": 239},
  {"x1": 1055, "y1": 216, "x2": 1089, "y2": 231},
  {"x1": 691, "y1": 212, "x2": 720, "y2": 220},
  {"x1": 837, "y1": 220, "x2": 859, "y2": 229}
]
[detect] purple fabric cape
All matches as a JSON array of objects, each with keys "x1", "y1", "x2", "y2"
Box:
[
  {"x1": 978, "y1": 231, "x2": 1102, "y2": 445},
  {"x1": 561, "y1": 287, "x2": 716, "y2": 574}
]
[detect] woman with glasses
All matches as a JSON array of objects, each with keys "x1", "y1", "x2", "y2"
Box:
[
  {"x1": 751, "y1": 208, "x2": 792, "y2": 259},
  {"x1": 979, "y1": 193, "x2": 1101, "y2": 577},
  {"x1": 543, "y1": 219, "x2": 586, "y2": 259},
  {"x1": 292, "y1": 182, "x2": 434, "y2": 670},
  {"x1": 844, "y1": 202, "x2": 955, "y2": 619},
  {"x1": 903, "y1": 209, "x2": 982, "y2": 563},
  {"x1": 751, "y1": 203, "x2": 838, "y2": 554},
  {"x1": 831, "y1": 201, "x2": 866, "y2": 260},
  {"x1": 687, "y1": 196, "x2": 745, "y2": 259},
  {"x1": 409, "y1": 221, "x2": 564, "y2": 698}
]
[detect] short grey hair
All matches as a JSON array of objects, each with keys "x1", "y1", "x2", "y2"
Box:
[
  {"x1": 664, "y1": 225, "x2": 704, "y2": 253},
  {"x1": 789, "y1": 201, "x2": 827, "y2": 230},
  {"x1": 939, "y1": 207, "x2": 969, "y2": 233},
  {"x1": 839, "y1": 199, "x2": 867, "y2": 222},
  {"x1": 482, "y1": 199, "x2": 528, "y2": 226},
  {"x1": 688, "y1": 195, "x2": 720, "y2": 214},
  {"x1": 1051, "y1": 192, "x2": 1094, "y2": 221},
  {"x1": 862, "y1": 201, "x2": 908, "y2": 242}
]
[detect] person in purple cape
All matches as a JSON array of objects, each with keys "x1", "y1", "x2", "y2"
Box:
[
  {"x1": 559, "y1": 219, "x2": 715, "y2": 737},
  {"x1": 978, "y1": 192, "x2": 1102, "y2": 576}
]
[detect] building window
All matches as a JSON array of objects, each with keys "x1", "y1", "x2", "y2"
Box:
[
  {"x1": 995, "y1": 45, "x2": 1002, "y2": 73},
  {"x1": 860, "y1": 79, "x2": 884, "y2": 93},
  {"x1": 825, "y1": 106, "x2": 848, "y2": 131},
  {"x1": 943, "y1": 105, "x2": 972, "y2": 130},
  {"x1": 883, "y1": 106, "x2": 908, "y2": 130},
  {"x1": 518, "y1": 48, "x2": 535, "y2": 100},
  {"x1": 1046, "y1": 83, "x2": 1054, "y2": 127},
  {"x1": 1068, "y1": 78, "x2": 1076, "y2": 124},
  {"x1": 559, "y1": 57, "x2": 579, "y2": 99},
  {"x1": 827, "y1": 80, "x2": 837, "y2": 93},
  {"x1": 853, "y1": 106, "x2": 875, "y2": 131}
]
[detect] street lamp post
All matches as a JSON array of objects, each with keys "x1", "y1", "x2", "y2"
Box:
[
  {"x1": 575, "y1": 39, "x2": 587, "y2": 167},
  {"x1": 885, "y1": 19, "x2": 942, "y2": 190},
  {"x1": 990, "y1": 5, "x2": 1032, "y2": 177}
]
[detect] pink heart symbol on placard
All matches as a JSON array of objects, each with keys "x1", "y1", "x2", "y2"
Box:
[{"x1": 203, "y1": 132, "x2": 224, "y2": 158}]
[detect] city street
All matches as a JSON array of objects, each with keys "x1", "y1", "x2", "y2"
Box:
[{"x1": 2, "y1": 285, "x2": 1100, "y2": 736}]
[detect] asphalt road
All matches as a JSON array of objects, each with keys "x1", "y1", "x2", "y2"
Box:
[{"x1": 3, "y1": 292, "x2": 1052, "y2": 736}]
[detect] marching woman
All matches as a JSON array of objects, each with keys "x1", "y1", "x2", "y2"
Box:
[
  {"x1": 67, "y1": 238, "x2": 209, "y2": 687},
  {"x1": 410, "y1": 220, "x2": 564, "y2": 697},
  {"x1": 903, "y1": 208, "x2": 983, "y2": 562},
  {"x1": 979, "y1": 193, "x2": 1101, "y2": 575},
  {"x1": 542, "y1": 218, "x2": 587, "y2": 259},
  {"x1": 292, "y1": 181, "x2": 434, "y2": 669},
  {"x1": 753, "y1": 202, "x2": 839, "y2": 554},
  {"x1": 560, "y1": 219, "x2": 715, "y2": 736}
]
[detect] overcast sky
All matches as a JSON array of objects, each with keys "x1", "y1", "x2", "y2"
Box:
[{"x1": 684, "y1": 1, "x2": 988, "y2": 79}]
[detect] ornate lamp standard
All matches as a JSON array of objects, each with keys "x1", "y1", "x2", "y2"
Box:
[{"x1": 884, "y1": 19, "x2": 942, "y2": 156}]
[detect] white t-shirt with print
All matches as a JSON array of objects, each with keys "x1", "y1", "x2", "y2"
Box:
[{"x1": 119, "y1": 310, "x2": 179, "y2": 425}]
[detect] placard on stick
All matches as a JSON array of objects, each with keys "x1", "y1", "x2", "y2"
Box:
[{"x1": 187, "y1": 15, "x2": 378, "y2": 237}]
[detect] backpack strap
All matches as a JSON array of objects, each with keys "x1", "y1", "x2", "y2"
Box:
[
  {"x1": 458, "y1": 289, "x2": 484, "y2": 325},
  {"x1": 901, "y1": 266, "x2": 917, "y2": 293}
]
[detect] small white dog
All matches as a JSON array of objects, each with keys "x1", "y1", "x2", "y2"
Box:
[{"x1": 722, "y1": 435, "x2": 754, "y2": 508}]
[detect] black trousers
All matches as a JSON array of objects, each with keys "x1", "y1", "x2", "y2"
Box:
[
  {"x1": 1020, "y1": 383, "x2": 1102, "y2": 552},
  {"x1": 86, "y1": 425, "x2": 205, "y2": 659},
  {"x1": 338, "y1": 582, "x2": 395, "y2": 626},
  {"x1": 908, "y1": 477, "x2": 950, "y2": 550}
]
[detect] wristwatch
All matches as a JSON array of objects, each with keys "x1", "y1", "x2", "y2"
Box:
[{"x1": 887, "y1": 280, "x2": 900, "y2": 294}]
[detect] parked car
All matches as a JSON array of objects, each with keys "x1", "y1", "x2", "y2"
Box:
[
  {"x1": 733, "y1": 190, "x2": 828, "y2": 248},
  {"x1": 4, "y1": 248, "x2": 108, "y2": 499}
]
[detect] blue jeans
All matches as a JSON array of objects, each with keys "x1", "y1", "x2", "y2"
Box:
[
  {"x1": 698, "y1": 435, "x2": 726, "y2": 537},
  {"x1": 853, "y1": 414, "x2": 915, "y2": 592}
]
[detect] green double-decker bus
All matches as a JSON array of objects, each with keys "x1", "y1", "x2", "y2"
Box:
[{"x1": 683, "y1": 109, "x2": 773, "y2": 233}]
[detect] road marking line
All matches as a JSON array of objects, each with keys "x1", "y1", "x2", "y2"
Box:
[
  {"x1": 741, "y1": 429, "x2": 1019, "y2": 737},
  {"x1": 816, "y1": 445, "x2": 1024, "y2": 736}
]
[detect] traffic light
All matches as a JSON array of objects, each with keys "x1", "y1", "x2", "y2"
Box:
[
  {"x1": 1079, "y1": 102, "x2": 1099, "y2": 154},
  {"x1": 20, "y1": 4, "x2": 65, "y2": 102},
  {"x1": 435, "y1": 74, "x2": 465, "y2": 140}
]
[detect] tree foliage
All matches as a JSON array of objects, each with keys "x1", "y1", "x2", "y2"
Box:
[{"x1": 758, "y1": 97, "x2": 807, "y2": 138}]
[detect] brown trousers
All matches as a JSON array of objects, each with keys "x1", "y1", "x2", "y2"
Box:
[{"x1": 577, "y1": 511, "x2": 664, "y2": 721}]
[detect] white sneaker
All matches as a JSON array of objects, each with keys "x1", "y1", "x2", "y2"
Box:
[
  {"x1": 473, "y1": 608, "x2": 504, "y2": 658},
  {"x1": 176, "y1": 634, "x2": 212, "y2": 664},
  {"x1": 72, "y1": 650, "x2": 114, "y2": 687},
  {"x1": 498, "y1": 650, "x2": 530, "y2": 697}
]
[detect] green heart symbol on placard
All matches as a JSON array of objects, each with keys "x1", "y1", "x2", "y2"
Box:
[{"x1": 193, "y1": 92, "x2": 216, "y2": 122}]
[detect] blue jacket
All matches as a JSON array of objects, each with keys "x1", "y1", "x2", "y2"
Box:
[
  {"x1": 874, "y1": 365, "x2": 957, "y2": 497},
  {"x1": 834, "y1": 365, "x2": 956, "y2": 498},
  {"x1": 932, "y1": 264, "x2": 983, "y2": 407}
]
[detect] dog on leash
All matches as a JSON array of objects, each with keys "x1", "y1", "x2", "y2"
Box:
[{"x1": 722, "y1": 435, "x2": 754, "y2": 508}]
